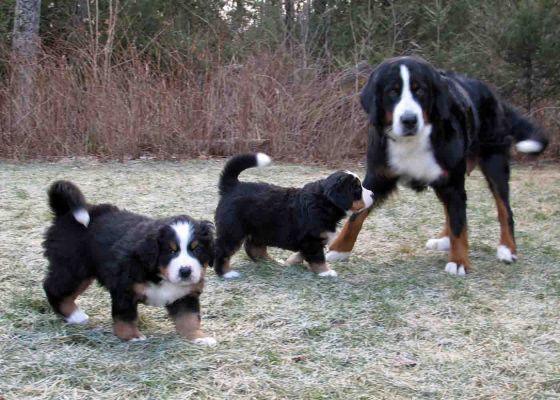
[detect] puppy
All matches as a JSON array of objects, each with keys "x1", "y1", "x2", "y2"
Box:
[
  {"x1": 43, "y1": 181, "x2": 216, "y2": 345},
  {"x1": 214, "y1": 153, "x2": 374, "y2": 278}
]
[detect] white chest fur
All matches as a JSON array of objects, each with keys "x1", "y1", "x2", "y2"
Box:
[
  {"x1": 386, "y1": 124, "x2": 442, "y2": 183},
  {"x1": 142, "y1": 281, "x2": 193, "y2": 307}
]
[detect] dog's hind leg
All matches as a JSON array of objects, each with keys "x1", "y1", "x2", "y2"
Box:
[
  {"x1": 214, "y1": 233, "x2": 244, "y2": 279},
  {"x1": 244, "y1": 238, "x2": 269, "y2": 261},
  {"x1": 43, "y1": 271, "x2": 93, "y2": 324},
  {"x1": 479, "y1": 153, "x2": 517, "y2": 263}
]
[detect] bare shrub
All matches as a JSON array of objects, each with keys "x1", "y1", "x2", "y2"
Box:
[
  {"x1": 0, "y1": 46, "x2": 556, "y2": 162},
  {"x1": 0, "y1": 46, "x2": 368, "y2": 164}
]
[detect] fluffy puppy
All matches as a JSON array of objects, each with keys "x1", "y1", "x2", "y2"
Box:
[
  {"x1": 43, "y1": 181, "x2": 216, "y2": 345},
  {"x1": 214, "y1": 153, "x2": 374, "y2": 278}
]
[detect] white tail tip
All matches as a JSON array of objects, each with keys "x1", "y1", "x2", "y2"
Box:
[
  {"x1": 256, "y1": 153, "x2": 272, "y2": 167},
  {"x1": 516, "y1": 139, "x2": 543, "y2": 153},
  {"x1": 72, "y1": 208, "x2": 90, "y2": 227}
]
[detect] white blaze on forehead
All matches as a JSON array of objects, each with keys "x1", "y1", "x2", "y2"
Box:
[
  {"x1": 391, "y1": 64, "x2": 425, "y2": 137},
  {"x1": 344, "y1": 170, "x2": 360, "y2": 180},
  {"x1": 167, "y1": 221, "x2": 203, "y2": 284},
  {"x1": 386, "y1": 68, "x2": 441, "y2": 182}
]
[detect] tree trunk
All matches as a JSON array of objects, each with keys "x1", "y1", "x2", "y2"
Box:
[
  {"x1": 12, "y1": 0, "x2": 42, "y2": 124},
  {"x1": 284, "y1": 0, "x2": 294, "y2": 50}
]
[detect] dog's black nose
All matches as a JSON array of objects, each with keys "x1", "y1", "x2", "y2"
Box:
[
  {"x1": 178, "y1": 266, "x2": 192, "y2": 279},
  {"x1": 400, "y1": 112, "x2": 418, "y2": 131}
]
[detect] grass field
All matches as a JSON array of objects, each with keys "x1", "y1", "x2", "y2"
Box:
[{"x1": 0, "y1": 158, "x2": 559, "y2": 399}]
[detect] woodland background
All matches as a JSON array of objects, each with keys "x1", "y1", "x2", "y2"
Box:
[{"x1": 1, "y1": 0, "x2": 559, "y2": 162}]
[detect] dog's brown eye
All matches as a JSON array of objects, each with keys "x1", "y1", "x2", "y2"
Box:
[
  {"x1": 169, "y1": 242, "x2": 178, "y2": 253},
  {"x1": 190, "y1": 240, "x2": 199, "y2": 250},
  {"x1": 411, "y1": 81, "x2": 419, "y2": 91}
]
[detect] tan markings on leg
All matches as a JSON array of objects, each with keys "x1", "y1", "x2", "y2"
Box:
[
  {"x1": 448, "y1": 226, "x2": 470, "y2": 272},
  {"x1": 466, "y1": 157, "x2": 477, "y2": 176},
  {"x1": 329, "y1": 209, "x2": 370, "y2": 252},
  {"x1": 285, "y1": 252, "x2": 304, "y2": 266},
  {"x1": 308, "y1": 262, "x2": 331, "y2": 274},
  {"x1": 245, "y1": 241, "x2": 269, "y2": 260},
  {"x1": 439, "y1": 206, "x2": 450, "y2": 238},
  {"x1": 351, "y1": 199, "x2": 366, "y2": 212},
  {"x1": 173, "y1": 312, "x2": 206, "y2": 340},
  {"x1": 494, "y1": 195, "x2": 516, "y2": 253},
  {"x1": 113, "y1": 319, "x2": 143, "y2": 341},
  {"x1": 59, "y1": 278, "x2": 94, "y2": 317},
  {"x1": 221, "y1": 257, "x2": 233, "y2": 274}
]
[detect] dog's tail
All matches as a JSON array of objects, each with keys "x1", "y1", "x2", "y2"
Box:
[
  {"x1": 504, "y1": 104, "x2": 548, "y2": 155},
  {"x1": 219, "y1": 153, "x2": 272, "y2": 195},
  {"x1": 47, "y1": 180, "x2": 90, "y2": 227}
]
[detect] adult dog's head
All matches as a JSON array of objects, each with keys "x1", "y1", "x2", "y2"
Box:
[
  {"x1": 360, "y1": 56, "x2": 449, "y2": 140},
  {"x1": 322, "y1": 171, "x2": 374, "y2": 214},
  {"x1": 135, "y1": 216, "x2": 215, "y2": 285}
]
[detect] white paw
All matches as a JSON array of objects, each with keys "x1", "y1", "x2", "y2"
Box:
[
  {"x1": 130, "y1": 335, "x2": 147, "y2": 342},
  {"x1": 222, "y1": 270, "x2": 241, "y2": 279},
  {"x1": 192, "y1": 337, "x2": 217, "y2": 346},
  {"x1": 426, "y1": 236, "x2": 450, "y2": 251},
  {"x1": 325, "y1": 251, "x2": 351, "y2": 262},
  {"x1": 444, "y1": 262, "x2": 466, "y2": 276},
  {"x1": 318, "y1": 269, "x2": 338, "y2": 277},
  {"x1": 65, "y1": 308, "x2": 89, "y2": 324},
  {"x1": 497, "y1": 245, "x2": 517, "y2": 264}
]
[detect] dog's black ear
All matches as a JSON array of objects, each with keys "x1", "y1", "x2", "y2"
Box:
[
  {"x1": 323, "y1": 174, "x2": 353, "y2": 212},
  {"x1": 134, "y1": 230, "x2": 160, "y2": 269},
  {"x1": 360, "y1": 66, "x2": 384, "y2": 128},
  {"x1": 195, "y1": 220, "x2": 215, "y2": 267},
  {"x1": 432, "y1": 71, "x2": 450, "y2": 122}
]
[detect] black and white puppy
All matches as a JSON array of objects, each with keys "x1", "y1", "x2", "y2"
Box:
[
  {"x1": 214, "y1": 153, "x2": 374, "y2": 278},
  {"x1": 43, "y1": 181, "x2": 216, "y2": 345}
]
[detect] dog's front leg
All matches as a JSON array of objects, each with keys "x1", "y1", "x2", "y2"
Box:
[
  {"x1": 301, "y1": 242, "x2": 337, "y2": 277},
  {"x1": 434, "y1": 183, "x2": 470, "y2": 276},
  {"x1": 167, "y1": 295, "x2": 216, "y2": 346},
  {"x1": 111, "y1": 289, "x2": 145, "y2": 341}
]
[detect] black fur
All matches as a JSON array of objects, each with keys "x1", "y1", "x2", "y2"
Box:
[
  {"x1": 43, "y1": 180, "x2": 215, "y2": 339},
  {"x1": 359, "y1": 56, "x2": 547, "y2": 268},
  {"x1": 214, "y1": 153, "x2": 370, "y2": 276}
]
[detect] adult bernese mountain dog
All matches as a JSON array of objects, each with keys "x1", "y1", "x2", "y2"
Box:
[
  {"x1": 214, "y1": 153, "x2": 374, "y2": 278},
  {"x1": 43, "y1": 181, "x2": 216, "y2": 345},
  {"x1": 327, "y1": 56, "x2": 548, "y2": 275}
]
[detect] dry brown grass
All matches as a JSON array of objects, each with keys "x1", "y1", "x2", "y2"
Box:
[
  {"x1": 0, "y1": 158, "x2": 559, "y2": 399},
  {"x1": 0, "y1": 49, "x2": 370, "y2": 163},
  {"x1": 2, "y1": 46, "x2": 558, "y2": 163}
]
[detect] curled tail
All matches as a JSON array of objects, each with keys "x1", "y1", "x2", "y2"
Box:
[
  {"x1": 219, "y1": 153, "x2": 272, "y2": 195},
  {"x1": 47, "y1": 180, "x2": 90, "y2": 227},
  {"x1": 504, "y1": 104, "x2": 548, "y2": 155}
]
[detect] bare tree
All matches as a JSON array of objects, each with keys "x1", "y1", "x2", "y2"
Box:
[
  {"x1": 284, "y1": 0, "x2": 294, "y2": 50},
  {"x1": 12, "y1": 0, "x2": 42, "y2": 123}
]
